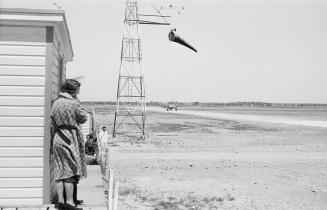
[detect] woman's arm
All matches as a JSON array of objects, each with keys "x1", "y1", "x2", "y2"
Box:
[{"x1": 75, "y1": 102, "x2": 88, "y2": 124}]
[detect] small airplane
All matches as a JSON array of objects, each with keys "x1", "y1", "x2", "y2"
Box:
[{"x1": 166, "y1": 101, "x2": 178, "y2": 111}]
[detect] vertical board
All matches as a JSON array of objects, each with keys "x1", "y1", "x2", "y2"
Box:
[
  {"x1": 49, "y1": 30, "x2": 66, "y2": 203},
  {"x1": 45, "y1": 26, "x2": 55, "y2": 204}
]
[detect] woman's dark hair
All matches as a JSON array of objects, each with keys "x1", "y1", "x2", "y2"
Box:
[{"x1": 61, "y1": 79, "x2": 81, "y2": 94}]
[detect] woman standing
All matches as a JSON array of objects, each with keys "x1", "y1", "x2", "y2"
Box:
[{"x1": 51, "y1": 79, "x2": 88, "y2": 210}]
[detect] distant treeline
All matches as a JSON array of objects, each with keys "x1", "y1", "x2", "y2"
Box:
[{"x1": 81, "y1": 101, "x2": 327, "y2": 108}]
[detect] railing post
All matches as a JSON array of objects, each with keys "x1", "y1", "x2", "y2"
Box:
[
  {"x1": 113, "y1": 181, "x2": 119, "y2": 210},
  {"x1": 91, "y1": 108, "x2": 117, "y2": 209},
  {"x1": 108, "y1": 169, "x2": 114, "y2": 210}
]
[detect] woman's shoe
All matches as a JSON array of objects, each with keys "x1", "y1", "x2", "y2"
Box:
[
  {"x1": 75, "y1": 199, "x2": 84, "y2": 206},
  {"x1": 63, "y1": 203, "x2": 83, "y2": 210}
]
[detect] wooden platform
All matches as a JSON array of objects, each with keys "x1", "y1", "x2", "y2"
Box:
[{"x1": 1, "y1": 166, "x2": 107, "y2": 210}]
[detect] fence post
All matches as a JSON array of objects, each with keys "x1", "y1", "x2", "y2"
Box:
[
  {"x1": 108, "y1": 169, "x2": 114, "y2": 210},
  {"x1": 103, "y1": 145, "x2": 109, "y2": 198},
  {"x1": 113, "y1": 181, "x2": 120, "y2": 210}
]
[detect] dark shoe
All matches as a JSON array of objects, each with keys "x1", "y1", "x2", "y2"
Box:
[
  {"x1": 75, "y1": 199, "x2": 84, "y2": 206},
  {"x1": 63, "y1": 203, "x2": 83, "y2": 210},
  {"x1": 54, "y1": 202, "x2": 65, "y2": 210}
]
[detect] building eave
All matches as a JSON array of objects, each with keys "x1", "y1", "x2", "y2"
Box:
[{"x1": 0, "y1": 8, "x2": 74, "y2": 61}]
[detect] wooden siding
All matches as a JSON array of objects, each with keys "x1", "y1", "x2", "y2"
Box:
[
  {"x1": 0, "y1": 86, "x2": 45, "y2": 96},
  {"x1": 0, "y1": 189, "x2": 43, "y2": 209},
  {"x1": 0, "y1": 55, "x2": 46, "y2": 66},
  {"x1": 0, "y1": 178, "x2": 43, "y2": 205},
  {"x1": 0, "y1": 117, "x2": 44, "y2": 126},
  {"x1": 0, "y1": 158, "x2": 43, "y2": 167},
  {"x1": 0, "y1": 26, "x2": 46, "y2": 43},
  {"x1": 51, "y1": 35, "x2": 64, "y2": 102},
  {"x1": 0, "y1": 127, "x2": 44, "y2": 136},
  {"x1": 0, "y1": 96, "x2": 44, "y2": 106},
  {"x1": 0, "y1": 147, "x2": 43, "y2": 157},
  {"x1": 0, "y1": 198, "x2": 43, "y2": 206},
  {"x1": 0, "y1": 66, "x2": 45, "y2": 76},
  {"x1": 0, "y1": 178, "x2": 42, "y2": 188},
  {"x1": 0, "y1": 107, "x2": 44, "y2": 116},
  {"x1": 0, "y1": 45, "x2": 46, "y2": 56},
  {"x1": 0, "y1": 26, "x2": 46, "y2": 36},
  {"x1": 0, "y1": 25, "x2": 46, "y2": 205},
  {"x1": 0, "y1": 188, "x2": 42, "y2": 198},
  {"x1": 0, "y1": 75, "x2": 45, "y2": 86},
  {"x1": 0, "y1": 137, "x2": 43, "y2": 147},
  {"x1": 0, "y1": 168, "x2": 43, "y2": 178}
]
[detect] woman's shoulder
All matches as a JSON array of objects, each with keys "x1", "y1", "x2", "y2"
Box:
[
  {"x1": 71, "y1": 99, "x2": 83, "y2": 108},
  {"x1": 52, "y1": 97, "x2": 76, "y2": 110}
]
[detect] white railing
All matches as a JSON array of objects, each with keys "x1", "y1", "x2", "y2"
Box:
[{"x1": 90, "y1": 108, "x2": 119, "y2": 210}]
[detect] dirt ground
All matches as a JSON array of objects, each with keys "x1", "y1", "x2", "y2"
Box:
[{"x1": 89, "y1": 105, "x2": 327, "y2": 210}]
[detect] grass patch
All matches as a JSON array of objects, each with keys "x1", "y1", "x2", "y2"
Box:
[
  {"x1": 210, "y1": 119, "x2": 279, "y2": 132},
  {"x1": 149, "y1": 123, "x2": 196, "y2": 133},
  {"x1": 154, "y1": 200, "x2": 180, "y2": 210},
  {"x1": 226, "y1": 123, "x2": 278, "y2": 132},
  {"x1": 119, "y1": 186, "x2": 140, "y2": 196}
]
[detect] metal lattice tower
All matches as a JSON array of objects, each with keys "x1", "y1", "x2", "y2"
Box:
[{"x1": 113, "y1": 1, "x2": 146, "y2": 138}]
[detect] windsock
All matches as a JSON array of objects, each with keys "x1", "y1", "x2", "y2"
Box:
[{"x1": 168, "y1": 29, "x2": 197, "y2": 53}]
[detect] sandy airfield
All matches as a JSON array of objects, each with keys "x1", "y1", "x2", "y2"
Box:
[{"x1": 88, "y1": 105, "x2": 327, "y2": 210}]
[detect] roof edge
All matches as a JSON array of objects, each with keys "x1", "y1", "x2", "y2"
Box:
[
  {"x1": 0, "y1": 7, "x2": 74, "y2": 62},
  {"x1": 0, "y1": 8, "x2": 65, "y2": 15}
]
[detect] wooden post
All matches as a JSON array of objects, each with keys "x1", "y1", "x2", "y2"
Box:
[
  {"x1": 43, "y1": 26, "x2": 54, "y2": 204},
  {"x1": 104, "y1": 146, "x2": 110, "y2": 193},
  {"x1": 113, "y1": 181, "x2": 120, "y2": 210},
  {"x1": 108, "y1": 169, "x2": 114, "y2": 210}
]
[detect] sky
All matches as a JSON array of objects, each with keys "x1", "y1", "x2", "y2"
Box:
[{"x1": 24, "y1": 0, "x2": 327, "y2": 103}]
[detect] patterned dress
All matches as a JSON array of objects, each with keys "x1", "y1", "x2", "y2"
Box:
[{"x1": 51, "y1": 92, "x2": 88, "y2": 181}]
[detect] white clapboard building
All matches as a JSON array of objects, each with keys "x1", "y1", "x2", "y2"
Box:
[{"x1": 0, "y1": 1, "x2": 74, "y2": 206}]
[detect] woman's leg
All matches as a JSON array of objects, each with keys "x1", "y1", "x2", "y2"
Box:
[
  {"x1": 73, "y1": 183, "x2": 77, "y2": 204},
  {"x1": 64, "y1": 182, "x2": 75, "y2": 205},
  {"x1": 56, "y1": 181, "x2": 65, "y2": 203}
]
